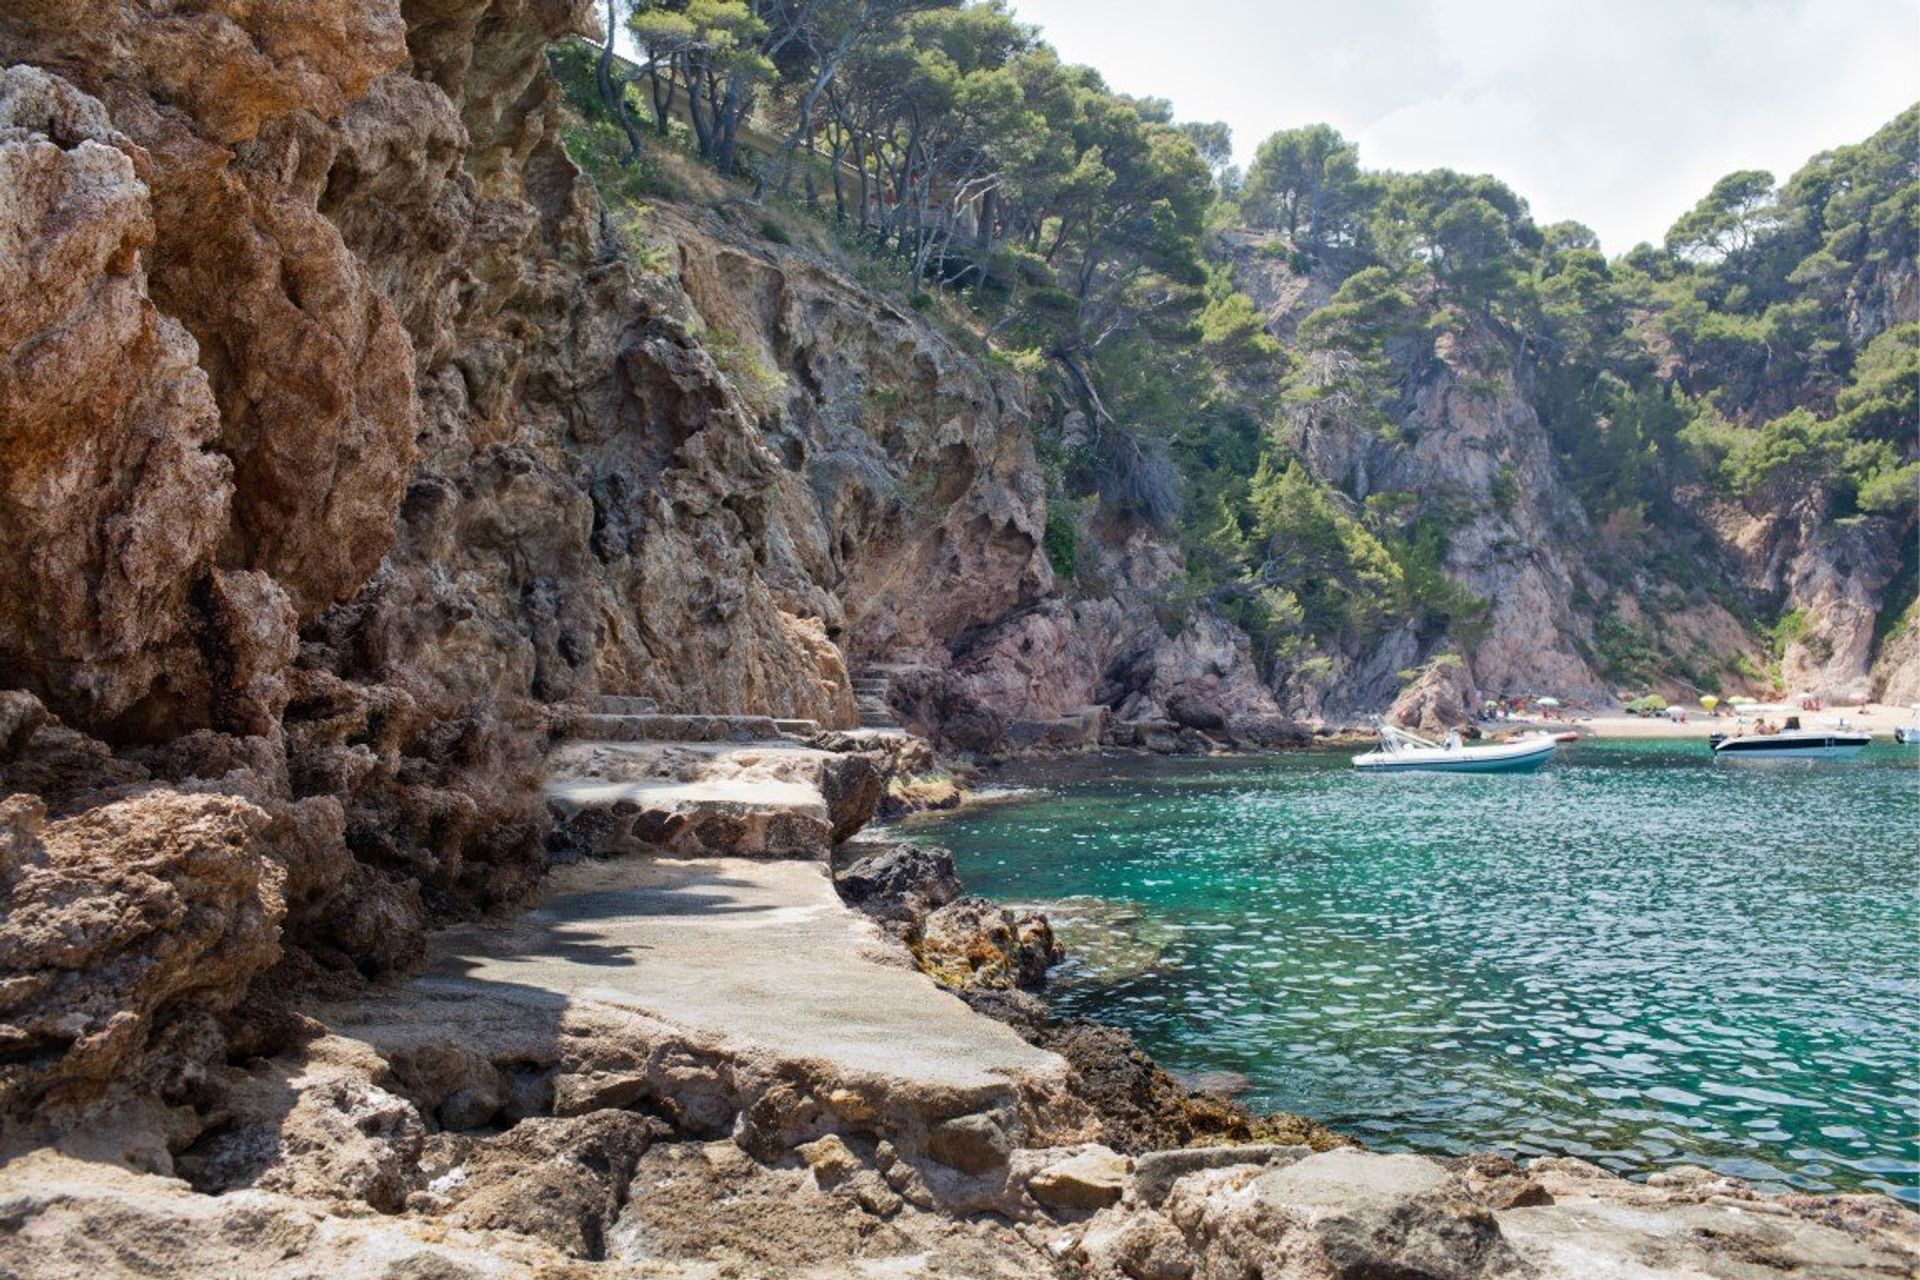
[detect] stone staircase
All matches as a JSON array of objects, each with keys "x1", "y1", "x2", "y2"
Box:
[
  {"x1": 851, "y1": 668, "x2": 903, "y2": 732},
  {"x1": 544, "y1": 693, "x2": 872, "y2": 861},
  {"x1": 562, "y1": 693, "x2": 824, "y2": 744}
]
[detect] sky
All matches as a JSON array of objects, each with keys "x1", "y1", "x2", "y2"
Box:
[{"x1": 1007, "y1": 0, "x2": 1920, "y2": 254}]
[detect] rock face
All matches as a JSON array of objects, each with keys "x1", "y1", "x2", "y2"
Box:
[
  {"x1": 1698, "y1": 474, "x2": 1915, "y2": 703},
  {"x1": 1220, "y1": 230, "x2": 1612, "y2": 720},
  {"x1": 1872, "y1": 606, "x2": 1920, "y2": 704},
  {"x1": 885, "y1": 506, "x2": 1293, "y2": 752},
  {"x1": 1686, "y1": 249, "x2": 1918, "y2": 704},
  {"x1": 0, "y1": 789, "x2": 283, "y2": 1118},
  {"x1": 0, "y1": 65, "x2": 232, "y2": 732},
  {"x1": 1220, "y1": 226, "x2": 1919, "y2": 717}
]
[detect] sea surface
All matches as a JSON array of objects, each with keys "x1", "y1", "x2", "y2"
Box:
[{"x1": 911, "y1": 738, "x2": 1920, "y2": 1200}]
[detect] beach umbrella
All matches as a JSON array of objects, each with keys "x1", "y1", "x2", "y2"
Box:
[
  {"x1": 1700, "y1": 695, "x2": 1719, "y2": 710},
  {"x1": 1535, "y1": 696, "x2": 1561, "y2": 707}
]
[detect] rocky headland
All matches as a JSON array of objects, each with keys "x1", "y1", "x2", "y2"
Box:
[{"x1": 0, "y1": 1, "x2": 1914, "y2": 1276}]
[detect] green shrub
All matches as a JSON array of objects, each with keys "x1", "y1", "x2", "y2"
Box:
[
  {"x1": 1595, "y1": 612, "x2": 1661, "y2": 684},
  {"x1": 1043, "y1": 503, "x2": 1080, "y2": 580},
  {"x1": 1491, "y1": 464, "x2": 1519, "y2": 514}
]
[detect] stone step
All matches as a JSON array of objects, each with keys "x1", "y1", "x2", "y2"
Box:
[
  {"x1": 548, "y1": 774, "x2": 835, "y2": 859},
  {"x1": 584, "y1": 693, "x2": 659, "y2": 714},
  {"x1": 773, "y1": 718, "x2": 824, "y2": 736},
  {"x1": 544, "y1": 738, "x2": 884, "y2": 859},
  {"x1": 567, "y1": 712, "x2": 784, "y2": 743}
]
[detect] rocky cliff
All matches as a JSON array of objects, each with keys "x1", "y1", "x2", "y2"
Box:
[
  {"x1": 1216, "y1": 224, "x2": 1914, "y2": 715},
  {"x1": 1677, "y1": 250, "x2": 1920, "y2": 704},
  {"x1": 1221, "y1": 230, "x2": 1616, "y2": 719},
  {"x1": 1, "y1": 8, "x2": 1915, "y2": 1276},
  {"x1": 0, "y1": 0, "x2": 1283, "y2": 1127}
]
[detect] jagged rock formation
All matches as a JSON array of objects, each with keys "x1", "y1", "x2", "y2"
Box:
[
  {"x1": 1222, "y1": 228, "x2": 1736, "y2": 720},
  {"x1": 0, "y1": 789, "x2": 282, "y2": 1117},
  {"x1": 1217, "y1": 223, "x2": 1920, "y2": 714},
  {"x1": 1675, "y1": 248, "x2": 1920, "y2": 702},
  {"x1": 0, "y1": 0, "x2": 1278, "y2": 1170}
]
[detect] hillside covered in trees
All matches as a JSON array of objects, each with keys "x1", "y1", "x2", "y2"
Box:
[{"x1": 567, "y1": 0, "x2": 1918, "y2": 710}]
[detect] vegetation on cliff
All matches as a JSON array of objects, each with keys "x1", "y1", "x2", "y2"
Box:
[{"x1": 566, "y1": 1, "x2": 1916, "y2": 702}]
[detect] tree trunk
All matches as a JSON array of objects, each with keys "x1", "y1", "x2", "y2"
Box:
[
  {"x1": 827, "y1": 112, "x2": 848, "y2": 222},
  {"x1": 849, "y1": 126, "x2": 869, "y2": 232},
  {"x1": 715, "y1": 72, "x2": 744, "y2": 175},
  {"x1": 596, "y1": 0, "x2": 622, "y2": 119},
  {"x1": 974, "y1": 186, "x2": 996, "y2": 251},
  {"x1": 684, "y1": 56, "x2": 714, "y2": 157},
  {"x1": 648, "y1": 64, "x2": 671, "y2": 135},
  {"x1": 595, "y1": 0, "x2": 648, "y2": 161}
]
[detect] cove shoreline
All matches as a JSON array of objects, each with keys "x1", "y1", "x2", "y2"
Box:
[{"x1": 896, "y1": 741, "x2": 1920, "y2": 1207}]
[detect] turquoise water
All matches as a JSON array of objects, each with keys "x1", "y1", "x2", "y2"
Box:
[{"x1": 914, "y1": 739, "x2": 1920, "y2": 1200}]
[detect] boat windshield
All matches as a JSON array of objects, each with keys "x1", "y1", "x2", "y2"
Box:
[{"x1": 1377, "y1": 724, "x2": 1444, "y2": 754}]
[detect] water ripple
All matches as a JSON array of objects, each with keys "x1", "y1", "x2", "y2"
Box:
[{"x1": 922, "y1": 740, "x2": 1920, "y2": 1201}]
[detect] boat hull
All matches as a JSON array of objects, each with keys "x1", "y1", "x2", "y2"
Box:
[
  {"x1": 1712, "y1": 733, "x2": 1870, "y2": 761},
  {"x1": 1353, "y1": 739, "x2": 1558, "y2": 774}
]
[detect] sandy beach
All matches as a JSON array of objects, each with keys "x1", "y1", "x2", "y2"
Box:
[{"x1": 1495, "y1": 702, "x2": 1919, "y2": 740}]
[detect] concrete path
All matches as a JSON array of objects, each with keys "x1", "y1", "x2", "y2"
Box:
[
  {"x1": 323, "y1": 857, "x2": 1084, "y2": 1153},
  {"x1": 424, "y1": 857, "x2": 1056, "y2": 1089}
]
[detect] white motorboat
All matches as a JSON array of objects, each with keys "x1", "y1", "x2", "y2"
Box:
[
  {"x1": 1893, "y1": 726, "x2": 1920, "y2": 745},
  {"x1": 1353, "y1": 724, "x2": 1558, "y2": 774},
  {"x1": 1710, "y1": 726, "x2": 1870, "y2": 761}
]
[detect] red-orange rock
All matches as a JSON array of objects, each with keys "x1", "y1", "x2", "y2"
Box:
[{"x1": 0, "y1": 789, "x2": 283, "y2": 1114}]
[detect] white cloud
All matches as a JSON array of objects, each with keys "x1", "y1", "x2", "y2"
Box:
[{"x1": 1008, "y1": 0, "x2": 1920, "y2": 252}]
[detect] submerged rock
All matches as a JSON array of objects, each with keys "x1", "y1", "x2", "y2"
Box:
[{"x1": 963, "y1": 997, "x2": 1348, "y2": 1157}]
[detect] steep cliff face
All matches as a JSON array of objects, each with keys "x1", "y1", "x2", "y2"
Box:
[
  {"x1": 1220, "y1": 230, "x2": 1614, "y2": 717},
  {"x1": 1697, "y1": 495, "x2": 1907, "y2": 700},
  {"x1": 929, "y1": 508, "x2": 1286, "y2": 745},
  {"x1": 1213, "y1": 222, "x2": 1913, "y2": 716},
  {"x1": 0, "y1": 0, "x2": 1252, "y2": 1117},
  {"x1": 1675, "y1": 252, "x2": 1920, "y2": 703},
  {"x1": 662, "y1": 209, "x2": 1052, "y2": 678},
  {"x1": 1871, "y1": 605, "x2": 1920, "y2": 705}
]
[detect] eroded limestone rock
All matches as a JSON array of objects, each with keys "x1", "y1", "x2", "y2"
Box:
[
  {"x1": 0, "y1": 66, "x2": 230, "y2": 730},
  {"x1": 0, "y1": 789, "x2": 282, "y2": 1116}
]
